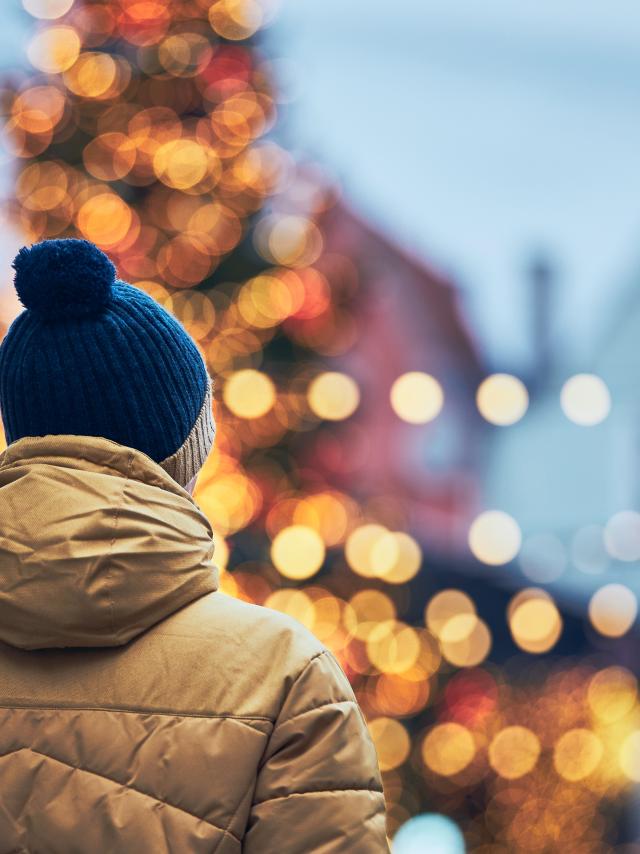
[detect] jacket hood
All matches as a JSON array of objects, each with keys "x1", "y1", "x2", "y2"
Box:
[{"x1": 0, "y1": 434, "x2": 219, "y2": 650}]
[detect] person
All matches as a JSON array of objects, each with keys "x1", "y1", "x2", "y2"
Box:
[{"x1": 0, "y1": 238, "x2": 390, "y2": 853}]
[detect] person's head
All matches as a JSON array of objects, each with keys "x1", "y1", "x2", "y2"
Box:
[{"x1": 0, "y1": 238, "x2": 215, "y2": 491}]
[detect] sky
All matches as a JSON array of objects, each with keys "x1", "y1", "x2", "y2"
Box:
[
  {"x1": 268, "y1": 0, "x2": 640, "y2": 372},
  {"x1": 3, "y1": 1, "x2": 640, "y2": 371}
]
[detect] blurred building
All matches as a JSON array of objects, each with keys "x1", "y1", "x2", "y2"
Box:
[{"x1": 305, "y1": 200, "x2": 487, "y2": 556}]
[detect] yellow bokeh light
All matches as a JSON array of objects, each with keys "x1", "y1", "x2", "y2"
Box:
[
  {"x1": 265, "y1": 216, "x2": 323, "y2": 267},
  {"x1": 553, "y1": 729, "x2": 603, "y2": 781},
  {"x1": 308, "y1": 372, "x2": 360, "y2": 421},
  {"x1": 439, "y1": 615, "x2": 492, "y2": 667},
  {"x1": 368, "y1": 717, "x2": 411, "y2": 772},
  {"x1": 390, "y1": 372, "x2": 444, "y2": 424},
  {"x1": 63, "y1": 52, "x2": 120, "y2": 99},
  {"x1": 345, "y1": 523, "x2": 389, "y2": 578},
  {"x1": 264, "y1": 588, "x2": 315, "y2": 629},
  {"x1": 589, "y1": 583, "x2": 637, "y2": 638},
  {"x1": 223, "y1": 369, "x2": 275, "y2": 419},
  {"x1": 366, "y1": 620, "x2": 421, "y2": 674},
  {"x1": 425, "y1": 590, "x2": 476, "y2": 637},
  {"x1": 489, "y1": 726, "x2": 541, "y2": 779},
  {"x1": 270, "y1": 525, "x2": 325, "y2": 580},
  {"x1": 560, "y1": 374, "x2": 611, "y2": 426},
  {"x1": 344, "y1": 589, "x2": 397, "y2": 641},
  {"x1": 27, "y1": 25, "x2": 80, "y2": 73},
  {"x1": 76, "y1": 193, "x2": 133, "y2": 248},
  {"x1": 509, "y1": 596, "x2": 562, "y2": 654},
  {"x1": 476, "y1": 373, "x2": 529, "y2": 426},
  {"x1": 22, "y1": 0, "x2": 74, "y2": 18},
  {"x1": 208, "y1": 0, "x2": 264, "y2": 41},
  {"x1": 468, "y1": 510, "x2": 521, "y2": 565},
  {"x1": 375, "y1": 532, "x2": 422, "y2": 584},
  {"x1": 422, "y1": 722, "x2": 475, "y2": 776},
  {"x1": 588, "y1": 666, "x2": 637, "y2": 724},
  {"x1": 154, "y1": 139, "x2": 219, "y2": 190},
  {"x1": 620, "y1": 731, "x2": 640, "y2": 782}
]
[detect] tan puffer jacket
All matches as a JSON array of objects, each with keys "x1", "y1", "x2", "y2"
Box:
[{"x1": 0, "y1": 434, "x2": 389, "y2": 853}]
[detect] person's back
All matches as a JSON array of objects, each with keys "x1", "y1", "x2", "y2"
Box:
[{"x1": 0, "y1": 240, "x2": 389, "y2": 853}]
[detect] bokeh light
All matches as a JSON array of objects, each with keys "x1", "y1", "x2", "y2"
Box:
[
  {"x1": 422, "y1": 722, "x2": 476, "y2": 776},
  {"x1": 223, "y1": 369, "x2": 276, "y2": 419},
  {"x1": 392, "y1": 814, "x2": 466, "y2": 854},
  {"x1": 508, "y1": 589, "x2": 563, "y2": 653},
  {"x1": 307, "y1": 371, "x2": 360, "y2": 420},
  {"x1": 476, "y1": 373, "x2": 529, "y2": 425},
  {"x1": 27, "y1": 26, "x2": 81, "y2": 73},
  {"x1": 560, "y1": 374, "x2": 611, "y2": 426},
  {"x1": 468, "y1": 510, "x2": 522, "y2": 565},
  {"x1": 22, "y1": 0, "x2": 74, "y2": 18},
  {"x1": 553, "y1": 729, "x2": 603, "y2": 781},
  {"x1": 588, "y1": 666, "x2": 637, "y2": 723},
  {"x1": 589, "y1": 583, "x2": 637, "y2": 638},
  {"x1": 270, "y1": 524, "x2": 325, "y2": 579},
  {"x1": 368, "y1": 717, "x2": 411, "y2": 771},
  {"x1": 603, "y1": 510, "x2": 640, "y2": 561},
  {"x1": 489, "y1": 726, "x2": 541, "y2": 779},
  {"x1": 390, "y1": 372, "x2": 444, "y2": 424}
]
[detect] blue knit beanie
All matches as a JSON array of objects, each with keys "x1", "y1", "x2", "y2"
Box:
[{"x1": 0, "y1": 238, "x2": 215, "y2": 488}]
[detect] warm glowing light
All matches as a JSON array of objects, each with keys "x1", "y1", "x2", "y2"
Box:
[
  {"x1": 263, "y1": 216, "x2": 323, "y2": 267},
  {"x1": 620, "y1": 732, "x2": 640, "y2": 782},
  {"x1": 63, "y1": 52, "x2": 119, "y2": 98},
  {"x1": 223, "y1": 369, "x2": 275, "y2": 419},
  {"x1": 588, "y1": 667, "x2": 637, "y2": 724},
  {"x1": 345, "y1": 524, "x2": 390, "y2": 578},
  {"x1": 603, "y1": 511, "x2": 640, "y2": 561},
  {"x1": 422, "y1": 723, "x2": 475, "y2": 776},
  {"x1": 425, "y1": 590, "x2": 475, "y2": 637},
  {"x1": 154, "y1": 139, "x2": 219, "y2": 190},
  {"x1": 589, "y1": 584, "x2": 637, "y2": 637},
  {"x1": 367, "y1": 620, "x2": 421, "y2": 674},
  {"x1": 489, "y1": 726, "x2": 540, "y2": 779},
  {"x1": 390, "y1": 372, "x2": 444, "y2": 424},
  {"x1": 509, "y1": 594, "x2": 562, "y2": 654},
  {"x1": 264, "y1": 588, "x2": 315, "y2": 628},
  {"x1": 344, "y1": 589, "x2": 397, "y2": 641},
  {"x1": 22, "y1": 0, "x2": 74, "y2": 18},
  {"x1": 76, "y1": 193, "x2": 132, "y2": 248},
  {"x1": 560, "y1": 374, "x2": 611, "y2": 426},
  {"x1": 270, "y1": 525, "x2": 325, "y2": 580},
  {"x1": 468, "y1": 510, "x2": 521, "y2": 565},
  {"x1": 368, "y1": 717, "x2": 411, "y2": 771},
  {"x1": 308, "y1": 372, "x2": 360, "y2": 421},
  {"x1": 553, "y1": 729, "x2": 603, "y2": 781},
  {"x1": 476, "y1": 374, "x2": 529, "y2": 426},
  {"x1": 27, "y1": 25, "x2": 81, "y2": 73},
  {"x1": 208, "y1": 0, "x2": 264, "y2": 41},
  {"x1": 376, "y1": 532, "x2": 422, "y2": 584},
  {"x1": 440, "y1": 615, "x2": 492, "y2": 667}
]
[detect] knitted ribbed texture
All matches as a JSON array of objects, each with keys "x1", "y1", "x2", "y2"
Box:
[
  {"x1": 159, "y1": 374, "x2": 216, "y2": 488},
  {"x1": 0, "y1": 241, "x2": 215, "y2": 487}
]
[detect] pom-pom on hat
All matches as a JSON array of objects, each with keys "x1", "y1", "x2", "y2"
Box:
[{"x1": 0, "y1": 238, "x2": 215, "y2": 489}]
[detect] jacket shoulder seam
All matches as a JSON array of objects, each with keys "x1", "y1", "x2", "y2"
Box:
[
  {"x1": 0, "y1": 703, "x2": 275, "y2": 726},
  {"x1": 254, "y1": 786, "x2": 385, "y2": 806},
  {"x1": 277, "y1": 697, "x2": 358, "y2": 727}
]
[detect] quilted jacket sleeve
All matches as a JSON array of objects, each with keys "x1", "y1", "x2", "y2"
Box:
[{"x1": 243, "y1": 648, "x2": 390, "y2": 853}]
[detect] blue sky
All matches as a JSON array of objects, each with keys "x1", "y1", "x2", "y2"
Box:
[
  {"x1": 269, "y1": 0, "x2": 640, "y2": 371},
  {"x1": 3, "y1": 1, "x2": 640, "y2": 371}
]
